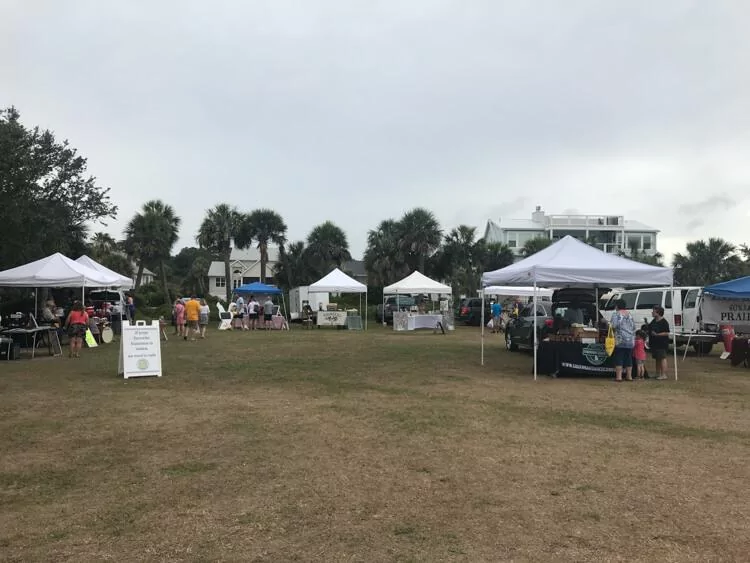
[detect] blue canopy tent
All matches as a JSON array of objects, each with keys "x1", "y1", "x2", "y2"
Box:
[
  {"x1": 234, "y1": 282, "x2": 287, "y2": 318},
  {"x1": 704, "y1": 276, "x2": 750, "y2": 298}
]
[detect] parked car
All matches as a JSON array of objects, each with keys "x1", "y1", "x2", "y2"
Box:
[
  {"x1": 456, "y1": 297, "x2": 492, "y2": 326},
  {"x1": 376, "y1": 296, "x2": 416, "y2": 324},
  {"x1": 505, "y1": 289, "x2": 602, "y2": 352},
  {"x1": 601, "y1": 286, "x2": 718, "y2": 354}
]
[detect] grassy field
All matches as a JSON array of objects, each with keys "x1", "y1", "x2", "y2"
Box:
[{"x1": 1, "y1": 325, "x2": 749, "y2": 562}]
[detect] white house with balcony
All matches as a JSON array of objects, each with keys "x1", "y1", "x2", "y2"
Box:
[
  {"x1": 483, "y1": 206, "x2": 658, "y2": 259},
  {"x1": 207, "y1": 246, "x2": 281, "y2": 299}
]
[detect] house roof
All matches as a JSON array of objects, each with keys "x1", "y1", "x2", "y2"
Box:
[
  {"x1": 484, "y1": 218, "x2": 659, "y2": 236},
  {"x1": 207, "y1": 246, "x2": 281, "y2": 277}
]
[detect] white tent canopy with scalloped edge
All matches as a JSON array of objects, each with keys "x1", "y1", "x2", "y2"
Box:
[
  {"x1": 383, "y1": 271, "x2": 451, "y2": 295},
  {"x1": 309, "y1": 268, "x2": 368, "y2": 329},
  {"x1": 75, "y1": 255, "x2": 134, "y2": 289},
  {"x1": 0, "y1": 253, "x2": 121, "y2": 288}
]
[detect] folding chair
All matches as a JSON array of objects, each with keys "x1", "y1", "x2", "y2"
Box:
[{"x1": 216, "y1": 304, "x2": 233, "y2": 331}]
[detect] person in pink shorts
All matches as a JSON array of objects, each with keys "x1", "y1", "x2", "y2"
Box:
[{"x1": 633, "y1": 329, "x2": 647, "y2": 380}]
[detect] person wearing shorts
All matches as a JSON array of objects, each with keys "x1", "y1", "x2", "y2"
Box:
[
  {"x1": 199, "y1": 298, "x2": 210, "y2": 338},
  {"x1": 610, "y1": 299, "x2": 635, "y2": 382},
  {"x1": 184, "y1": 295, "x2": 201, "y2": 341},
  {"x1": 649, "y1": 307, "x2": 670, "y2": 380},
  {"x1": 64, "y1": 301, "x2": 89, "y2": 358},
  {"x1": 263, "y1": 297, "x2": 274, "y2": 330},
  {"x1": 247, "y1": 295, "x2": 259, "y2": 330}
]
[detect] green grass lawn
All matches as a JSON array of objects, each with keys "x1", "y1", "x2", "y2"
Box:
[{"x1": 1, "y1": 326, "x2": 749, "y2": 562}]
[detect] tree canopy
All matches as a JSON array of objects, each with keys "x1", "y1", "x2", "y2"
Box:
[{"x1": 0, "y1": 107, "x2": 117, "y2": 268}]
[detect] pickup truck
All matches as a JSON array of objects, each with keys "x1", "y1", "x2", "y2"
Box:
[{"x1": 377, "y1": 296, "x2": 416, "y2": 324}]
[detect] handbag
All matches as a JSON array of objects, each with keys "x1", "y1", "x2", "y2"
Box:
[{"x1": 604, "y1": 325, "x2": 615, "y2": 356}]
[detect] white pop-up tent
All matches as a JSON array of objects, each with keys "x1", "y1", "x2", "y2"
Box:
[
  {"x1": 383, "y1": 271, "x2": 452, "y2": 326},
  {"x1": 76, "y1": 255, "x2": 134, "y2": 289},
  {"x1": 309, "y1": 268, "x2": 368, "y2": 330},
  {"x1": 0, "y1": 253, "x2": 121, "y2": 289},
  {"x1": 384, "y1": 271, "x2": 451, "y2": 295},
  {"x1": 480, "y1": 236, "x2": 676, "y2": 379}
]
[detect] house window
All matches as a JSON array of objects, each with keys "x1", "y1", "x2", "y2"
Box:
[
  {"x1": 627, "y1": 235, "x2": 642, "y2": 251},
  {"x1": 233, "y1": 279, "x2": 241, "y2": 289},
  {"x1": 642, "y1": 235, "x2": 653, "y2": 250},
  {"x1": 215, "y1": 277, "x2": 226, "y2": 288},
  {"x1": 507, "y1": 238, "x2": 517, "y2": 248}
]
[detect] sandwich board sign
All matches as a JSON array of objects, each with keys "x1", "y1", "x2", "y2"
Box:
[{"x1": 118, "y1": 320, "x2": 162, "y2": 378}]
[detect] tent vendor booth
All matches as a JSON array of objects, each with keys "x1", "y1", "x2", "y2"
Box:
[
  {"x1": 700, "y1": 276, "x2": 750, "y2": 366},
  {"x1": 383, "y1": 271, "x2": 453, "y2": 332},
  {"x1": 0, "y1": 253, "x2": 130, "y2": 357},
  {"x1": 234, "y1": 282, "x2": 288, "y2": 330},
  {"x1": 308, "y1": 268, "x2": 367, "y2": 330},
  {"x1": 481, "y1": 236, "x2": 677, "y2": 380}
]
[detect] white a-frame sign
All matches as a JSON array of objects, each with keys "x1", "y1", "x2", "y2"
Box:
[{"x1": 118, "y1": 320, "x2": 163, "y2": 379}]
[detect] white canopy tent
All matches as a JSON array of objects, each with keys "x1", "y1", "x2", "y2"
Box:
[
  {"x1": 0, "y1": 253, "x2": 121, "y2": 289},
  {"x1": 0, "y1": 253, "x2": 123, "y2": 315},
  {"x1": 309, "y1": 268, "x2": 368, "y2": 330},
  {"x1": 384, "y1": 271, "x2": 451, "y2": 294},
  {"x1": 480, "y1": 236, "x2": 676, "y2": 379},
  {"x1": 383, "y1": 271, "x2": 452, "y2": 328},
  {"x1": 76, "y1": 255, "x2": 134, "y2": 289}
]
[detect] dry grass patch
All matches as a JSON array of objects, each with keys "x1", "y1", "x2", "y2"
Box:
[{"x1": 0, "y1": 326, "x2": 748, "y2": 561}]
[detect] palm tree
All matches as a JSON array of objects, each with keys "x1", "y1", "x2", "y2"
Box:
[
  {"x1": 90, "y1": 232, "x2": 119, "y2": 260},
  {"x1": 196, "y1": 204, "x2": 242, "y2": 302},
  {"x1": 236, "y1": 209, "x2": 287, "y2": 284},
  {"x1": 439, "y1": 225, "x2": 478, "y2": 297},
  {"x1": 306, "y1": 221, "x2": 352, "y2": 275},
  {"x1": 274, "y1": 241, "x2": 316, "y2": 290},
  {"x1": 673, "y1": 238, "x2": 743, "y2": 286},
  {"x1": 364, "y1": 219, "x2": 404, "y2": 287},
  {"x1": 521, "y1": 237, "x2": 552, "y2": 258},
  {"x1": 476, "y1": 240, "x2": 515, "y2": 273},
  {"x1": 124, "y1": 200, "x2": 181, "y2": 304},
  {"x1": 398, "y1": 208, "x2": 442, "y2": 272}
]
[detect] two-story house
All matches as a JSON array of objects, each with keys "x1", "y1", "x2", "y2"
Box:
[
  {"x1": 484, "y1": 206, "x2": 659, "y2": 260},
  {"x1": 207, "y1": 247, "x2": 281, "y2": 299}
]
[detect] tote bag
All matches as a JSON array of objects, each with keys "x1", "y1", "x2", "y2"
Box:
[{"x1": 604, "y1": 325, "x2": 615, "y2": 357}]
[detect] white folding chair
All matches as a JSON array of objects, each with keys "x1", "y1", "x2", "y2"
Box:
[{"x1": 216, "y1": 304, "x2": 232, "y2": 331}]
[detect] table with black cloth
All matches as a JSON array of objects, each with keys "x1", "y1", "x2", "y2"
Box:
[{"x1": 536, "y1": 339, "x2": 616, "y2": 377}]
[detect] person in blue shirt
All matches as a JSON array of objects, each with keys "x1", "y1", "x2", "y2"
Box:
[{"x1": 491, "y1": 300, "x2": 503, "y2": 333}]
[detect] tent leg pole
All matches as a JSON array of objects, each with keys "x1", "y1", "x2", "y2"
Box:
[
  {"x1": 365, "y1": 291, "x2": 367, "y2": 330},
  {"x1": 481, "y1": 290, "x2": 485, "y2": 366},
  {"x1": 672, "y1": 282, "x2": 678, "y2": 381},
  {"x1": 533, "y1": 278, "x2": 538, "y2": 381}
]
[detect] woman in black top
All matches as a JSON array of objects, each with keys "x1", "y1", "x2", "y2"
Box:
[{"x1": 649, "y1": 306, "x2": 670, "y2": 380}]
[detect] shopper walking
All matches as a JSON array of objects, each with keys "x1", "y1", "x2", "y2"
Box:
[
  {"x1": 199, "y1": 298, "x2": 210, "y2": 338},
  {"x1": 64, "y1": 301, "x2": 89, "y2": 358},
  {"x1": 184, "y1": 295, "x2": 201, "y2": 341},
  {"x1": 173, "y1": 299, "x2": 186, "y2": 338},
  {"x1": 263, "y1": 296, "x2": 275, "y2": 330}
]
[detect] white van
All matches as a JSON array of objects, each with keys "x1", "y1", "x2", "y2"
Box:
[{"x1": 602, "y1": 287, "x2": 719, "y2": 353}]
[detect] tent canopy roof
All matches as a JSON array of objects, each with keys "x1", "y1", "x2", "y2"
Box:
[
  {"x1": 0, "y1": 253, "x2": 121, "y2": 288},
  {"x1": 309, "y1": 268, "x2": 367, "y2": 293},
  {"x1": 235, "y1": 281, "x2": 282, "y2": 295},
  {"x1": 481, "y1": 286, "x2": 554, "y2": 298},
  {"x1": 704, "y1": 276, "x2": 750, "y2": 299},
  {"x1": 75, "y1": 255, "x2": 133, "y2": 289},
  {"x1": 482, "y1": 236, "x2": 673, "y2": 288},
  {"x1": 384, "y1": 271, "x2": 451, "y2": 295}
]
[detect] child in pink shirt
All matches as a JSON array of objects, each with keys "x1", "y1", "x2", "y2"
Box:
[{"x1": 633, "y1": 330, "x2": 647, "y2": 379}]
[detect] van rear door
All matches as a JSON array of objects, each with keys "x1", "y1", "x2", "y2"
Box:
[{"x1": 682, "y1": 289, "x2": 700, "y2": 333}]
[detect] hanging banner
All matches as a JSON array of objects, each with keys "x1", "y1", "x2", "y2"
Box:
[
  {"x1": 701, "y1": 296, "x2": 750, "y2": 327},
  {"x1": 118, "y1": 320, "x2": 163, "y2": 379}
]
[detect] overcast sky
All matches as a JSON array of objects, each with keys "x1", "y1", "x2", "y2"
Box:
[{"x1": 4, "y1": 1, "x2": 750, "y2": 264}]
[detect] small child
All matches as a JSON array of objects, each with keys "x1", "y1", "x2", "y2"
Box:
[{"x1": 633, "y1": 329, "x2": 647, "y2": 379}]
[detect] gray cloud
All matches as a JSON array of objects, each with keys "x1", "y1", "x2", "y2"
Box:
[
  {"x1": 678, "y1": 194, "x2": 736, "y2": 216},
  {"x1": 3, "y1": 1, "x2": 750, "y2": 261}
]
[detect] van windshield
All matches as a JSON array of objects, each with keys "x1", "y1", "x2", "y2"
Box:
[{"x1": 604, "y1": 292, "x2": 637, "y2": 311}]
